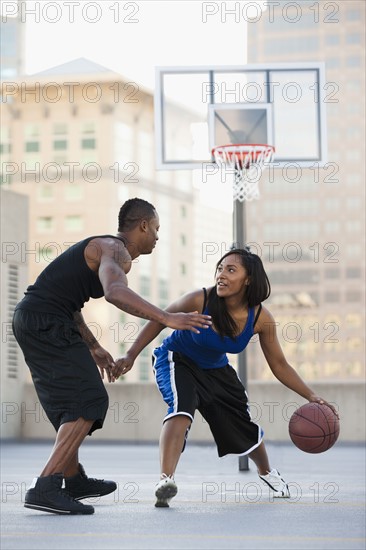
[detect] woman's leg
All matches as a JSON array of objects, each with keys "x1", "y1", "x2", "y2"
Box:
[
  {"x1": 248, "y1": 441, "x2": 271, "y2": 475},
  {"x1": 159, "y1": 415, "x2": 192, "y2": 477}
]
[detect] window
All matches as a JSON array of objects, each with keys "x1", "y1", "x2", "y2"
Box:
[
  {"x1": 38, "y1": 185, "x2": 54, "y2": 200},
  {"x1": 0, "y1": 143, "x2": 11, "y2": 154},
  {"x1": 346, "y1": 33, "x2": 361, "y2": 44},
  {"x1": 81, "y1": 138, "x2": 96, "y2": 149},
  {"x1": 180, "y1": 205, "x2": 187, "y2": 218},
  {"x1": 346, "y1": 267, "x2": 361, "y2": 278},
  {"x1": 345, "y1": 291, "x2": 362, "y2": 302},
  {"x1": 25, "y1": 124, "x2": 39, "y2": 138},
  {"x1": 140, "y1": 275, "x2": 151, "y2": 297},
  {"x1": 346, "y1": 9, "x2": 360, "y2": 21},
  {"x1": 324, "y1": 221, "x2": 340, "y2": 233},
  {"x1": 53, "y1": 123, "x2": 67, "y2": 135},
  {"x1": 37, "y1": 217, "x2": 54, "y2": 232},
  {"x1": 346, "y1": 56, "x2": 361, "y2": 68},
  {"x1": 82, "y1": 122, "x2": 95, "y2": 134},
  {"x1": 180, "y1": 234, "x2": 186, "y2": 246},
  {"x1": 325, "y1": 35, "x2": 340, "y2": 46},
  {"x1": 65, "y1": 185, "x2": 83, "y2": 201},
  {"x1": 324, "y1": 292, "x2": 340, "y2": 303},
  {"x1": 325, "y1": 268, "x2": 340, "y2": 279},
  {"x1": 180, "y1": 263, "x2": 186, "y2": 275},
  {"x1": 65, "y1": 215, "x2": 83, "y2": 231},
  {"x1": 25, "y1": 141, "x2": 39, "y2": 152},
  {"x1": 346, "y1": 220, "x2": 361, "y2": 232},
  {"x1": 53, "y1": 140, "x2": 67, "y2": 150},
  {"x1": 346, "y1": 197, "x2": 360, "y2": 210}
]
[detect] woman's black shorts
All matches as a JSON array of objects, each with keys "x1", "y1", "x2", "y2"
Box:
[{"x1": 153, "y1": 347, "x2": 263, "y2": 457}]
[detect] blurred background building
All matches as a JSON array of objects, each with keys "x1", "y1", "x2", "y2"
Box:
[
  {"x1": 0, "y1": 0, "x2": 364, "y2": 440},
  {"x1": 245, "y1": 0, "x2": 365, "y2": 382}
]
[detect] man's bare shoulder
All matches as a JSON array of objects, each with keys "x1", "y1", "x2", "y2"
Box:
[{"x1": 85, "y1": 236, "x2": 131, "y2": 271}]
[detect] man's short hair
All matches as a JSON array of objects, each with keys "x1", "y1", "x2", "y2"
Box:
[{"x1": 118, "y1": 198, "x2": 157, "y2": 231}]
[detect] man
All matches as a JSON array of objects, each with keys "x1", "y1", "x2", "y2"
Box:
[{"x1": 12, "y1": 197, "x2": 211, "y2": 515}]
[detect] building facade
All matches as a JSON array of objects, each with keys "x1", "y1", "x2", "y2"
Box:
[{"x1": 246, "y1": 0, "x2": 365, "y2": 381}]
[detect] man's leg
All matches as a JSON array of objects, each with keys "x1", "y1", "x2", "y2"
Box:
[
  {"x1": 41, "y1": 418, "x2": 93, "y2": 477},
  {"x1": 24, "y1": 418, "x2": 95, "y2": 515}
]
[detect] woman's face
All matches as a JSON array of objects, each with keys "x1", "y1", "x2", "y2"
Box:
[{"x1": 215, "y1": 253, "x2": 250, "y2": 299}]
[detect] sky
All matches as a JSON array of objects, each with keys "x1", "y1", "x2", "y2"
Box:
[{"x1": 14, "y1": 0, "x2": 266, "y2": 88}]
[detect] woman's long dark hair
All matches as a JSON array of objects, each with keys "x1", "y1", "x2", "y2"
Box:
[{"x1": 207, "y1": 248, "x2": 271, "y2": 339}]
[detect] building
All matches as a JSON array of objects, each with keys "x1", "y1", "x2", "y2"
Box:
[
  {"x1": 0, "y1": 58, "x2": 231, "y2": 384},
  {"x1": 0, "y1": 0, "x2": 25, "y2": 78},
  {"x1": 246, "y1": 0, "x2": 365, "y2": 381},
  {"x1": 0, "y1": 189, "x2": 29, "y2": 437}
]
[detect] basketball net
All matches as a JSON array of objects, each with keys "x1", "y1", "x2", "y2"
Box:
[{"x1": 212, "y1": 144, "x2": 275, "y2": 202}]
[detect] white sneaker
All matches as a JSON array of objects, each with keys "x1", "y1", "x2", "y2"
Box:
[
  {"x1": 154, "y1": 474, "x2": 178, "y2": 508},
  {"x1": 259, "y1": 469, "x2": 290, "y2": 498}
]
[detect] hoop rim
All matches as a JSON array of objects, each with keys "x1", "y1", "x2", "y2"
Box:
[{"x1": 212, "y1": 143, "x2": 275, "y2": 156}]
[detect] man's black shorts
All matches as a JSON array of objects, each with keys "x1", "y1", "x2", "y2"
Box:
[
  {"x1": 153, "y1": 347, "x2": 263, "y2": 457},
  {"x1": 12, "y1": 308, "x2": 109, "y2": 434}
]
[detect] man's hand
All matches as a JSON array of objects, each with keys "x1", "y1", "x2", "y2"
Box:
[
  {"x1": 112, "y1": 355, "x2": 135, "y2": 379},
  {"x1": 164, "y1": 311, "x2": 211, "y2": 333},
  {"x1": 90, "y1": 346, "x2": 116, "y2": 383}
]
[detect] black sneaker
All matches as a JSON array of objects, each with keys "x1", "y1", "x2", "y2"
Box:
[
  {"x1": 24, "y1": 474, "x2": 95, "y2": 515},
  {"x1": 64, "y1": 463, "x2": 117, "y2": 500}
]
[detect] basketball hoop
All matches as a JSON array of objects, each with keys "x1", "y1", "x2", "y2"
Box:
[{"x1": 212, "y1": 144, "x2": 275, "y2": 202}]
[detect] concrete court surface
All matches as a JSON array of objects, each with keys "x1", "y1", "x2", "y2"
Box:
[{"x1": 0, "y1": 440, "x2": 365, "y2": 550}]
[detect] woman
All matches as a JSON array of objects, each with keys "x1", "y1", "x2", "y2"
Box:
[{"x1": 113, "y1": 248, "x2": 336, "y2": 507}]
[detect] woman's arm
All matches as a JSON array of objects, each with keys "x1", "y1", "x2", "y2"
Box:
[
  {"x1": 112, "y1": 289, "x2": 210, "y2": 378},
  {"x1": 257, "y1": 307, "x2": 337, "y2": 413}
]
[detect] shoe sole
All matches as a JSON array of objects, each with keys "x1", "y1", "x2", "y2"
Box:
[
  {"x1": 65, "y1": 484, "x2": 117, "y2": 500},
  {"x1": 155, "y1": 484, "x2": 178, "y2": 508},
  {"x1": 24, "y1": 503, "x2": 94, "y2": 515}
]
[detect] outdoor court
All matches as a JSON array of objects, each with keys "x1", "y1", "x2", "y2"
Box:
[{"x1": 1, "y1": 440, "x2": 365, "y2": 550}]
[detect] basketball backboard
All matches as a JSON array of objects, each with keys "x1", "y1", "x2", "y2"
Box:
[{"x1": 154, "y1": 63, "x2": 327, "y2": 170}]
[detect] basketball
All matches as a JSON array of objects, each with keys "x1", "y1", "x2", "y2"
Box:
[{"x1": 289, "y1": 403, "x2": 340, "y2": 454}]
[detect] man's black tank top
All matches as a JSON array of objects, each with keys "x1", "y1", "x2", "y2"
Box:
[{"x1": 16, "y1": 235, "x2": 126, "y2": 319}]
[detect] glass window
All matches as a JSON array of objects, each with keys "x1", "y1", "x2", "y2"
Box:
[
  {"x1": 180, "y1": 263, "x2": 186, "y2": 275},
  {"x1": 37, "y1": 217, "x2": 53, "y2": 232},
  {"x1": 346, "y1": 197, "x2": 360, "y2": 209},
  {"x1": 25, "y1": 141, "x2": 39, "y2": 152},
  {"x1": 325, "y1": 35, "x2": 340, "y2": 46},
  {"x1": 81, "y1": 138, "x2": 96, "y2": 149},
  {"x1": 345, "y1": 291, "x2": 362, "y2": 302},
  {"x1": 346, "y1": 56, "x2": 361, "y2": 67},
  {"x1": 25, "y1": 124, "x2": 39, "y2": 138},
  {"x1": 82, "y1": 122, "x2": 95, "y2": 134},
  {"x1": 140, "y1": 275, "x2": 151, "y2": 297},
  {"x1": 346, "y1": 220, "x2": 361, "y2": 232},
  {"x1": 53, "y1": 140, "x2": 67, "y2": 150},
  {"x1": 53, "y1": 123, "x2": 67, "y2": 135},
  {"x1": 38, "y1": 185, "x2": 54, "y2": 200},
  {"x1": 324, "y1": 292, "x2": 340, "y2": 302},
  {"x1": 346, "y1": 33, "x2": 361, "y2": 44},
  {"x1": 65, "y1": 215, "x2": 83, "y2": 231},
  {"x1": 65, "y1": 185, "x2": 83, "y2": 201},
  {"x1": 325, "y1": 268, "x2": 340, "y2": 279},
  {"x1": 0, "y1": 143, "x2": 11, "y2": 154},
  {"x1": 324, "y1": 221, "x2": 340, "y2": 233},
  {"x1": 346, "y1": 267, "x2": 361, "y2": 278},
  {"x1": 326, "y1": 58, "x2": 340, "y2": 69},
  {"x1": 346, "y1": 9, "x2": 360, "y2": 20}
]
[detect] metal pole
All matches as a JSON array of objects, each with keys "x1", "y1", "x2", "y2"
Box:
[{"x1": 233, "y1": 199, "x2": 249, "y2": 471}]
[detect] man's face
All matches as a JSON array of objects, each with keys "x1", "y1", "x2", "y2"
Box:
[{"x1": 142, "y1": 213, "x2": 160, "y2": 254}]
